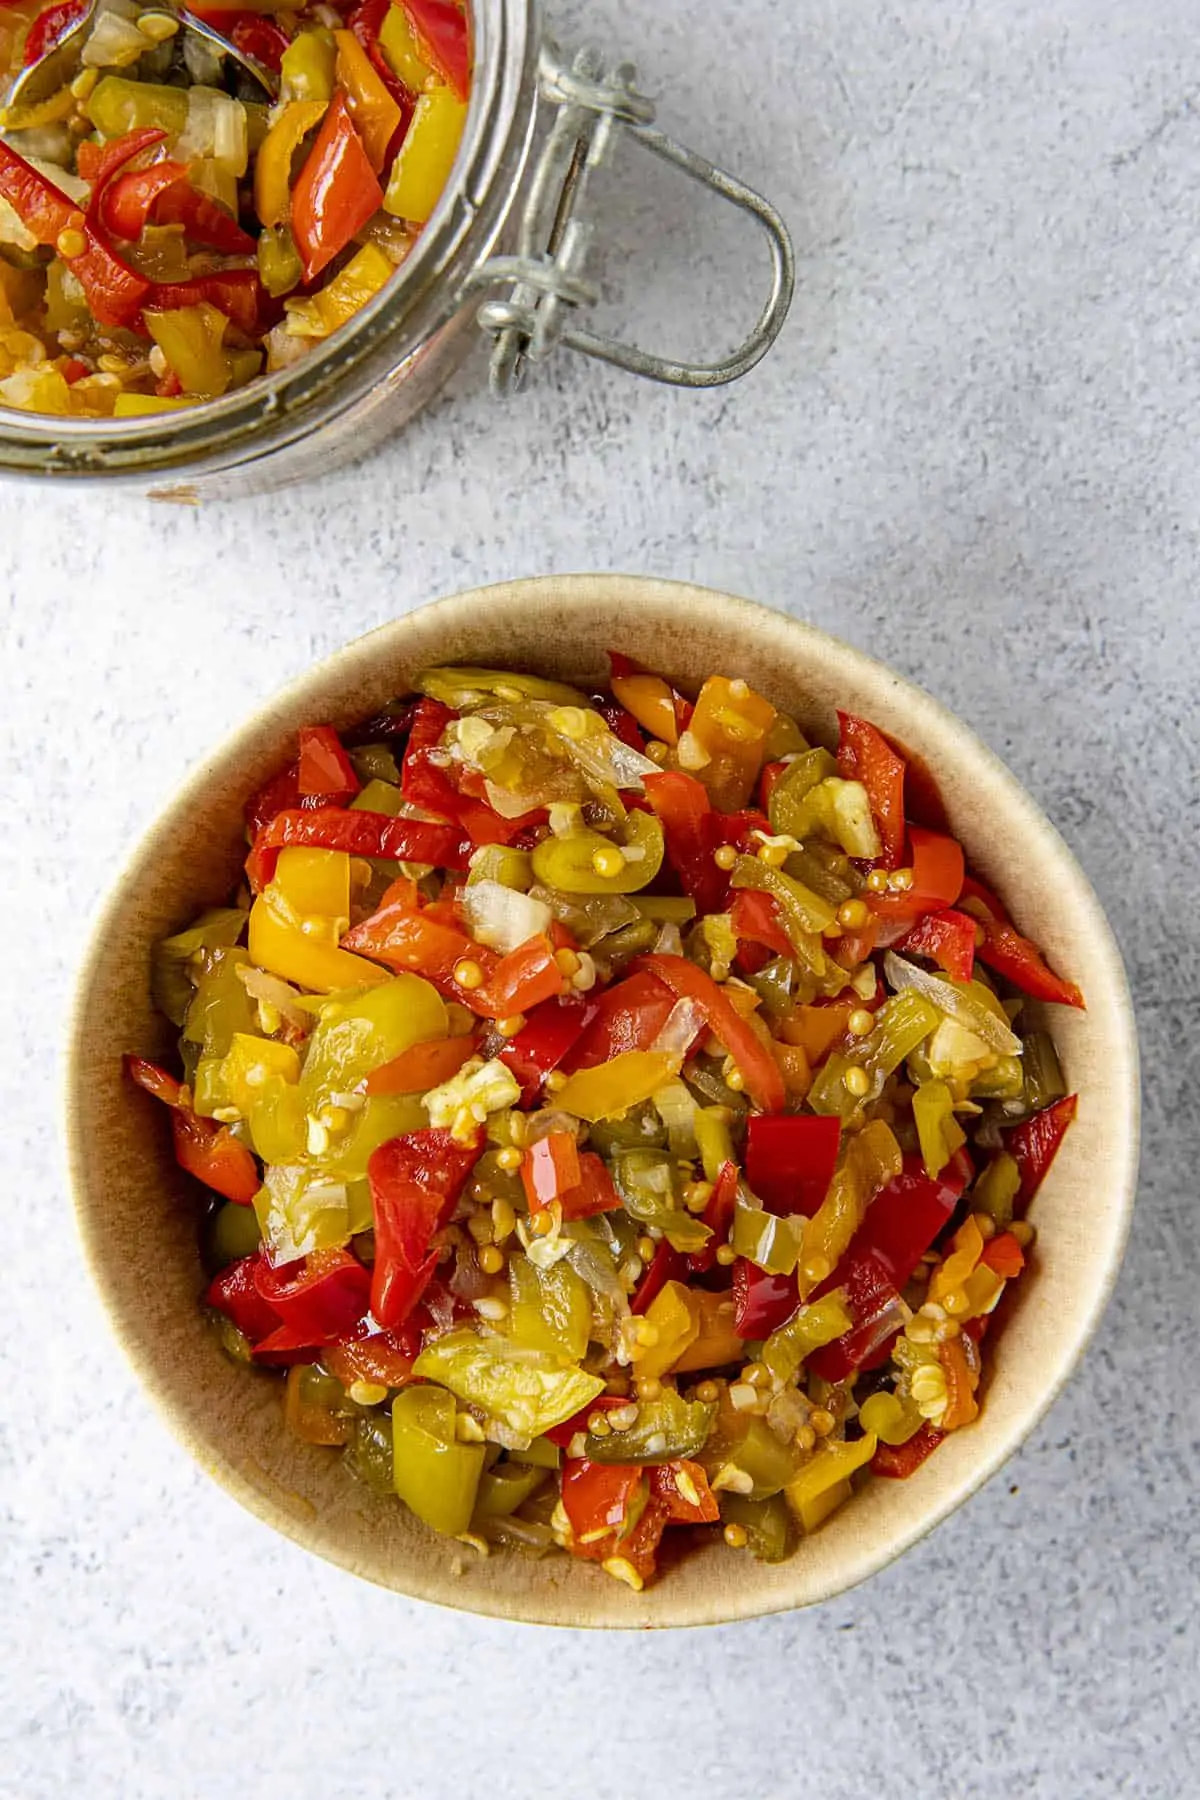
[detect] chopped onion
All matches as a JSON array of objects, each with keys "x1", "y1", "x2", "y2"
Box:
[
  {"x1": 883, "y1": 952, "x2": 1021, "y2": 1056},
  {"x1": 650, "y1": 998, "x2": 706, "y2": 1064},
  {"x1": 235, "y1": 962, "x2": 310, "y2": 1029},
  {"x1": 459, "y1": 879, "x2": 552, "y2": 955},
  {"x1": 483, "y1": 777, "x2": 548, "y2": 818},
  {"x1": 175, "y1": 88, "x2": 248, "y2": 177},
  {"x1": 653, "y1": 1078, "x2": 699, "y2": 1157},
  {"x1": 82, "y1": 9, "x2": 149, "y2": 66},
  {"x1": 543, "y1": 708, "x2": 660, "y2": 793},
  {"x1": 523, "y1": 1109, "x2": 581, "y2": 1144},
  {"x1": 653, "y1": 921, "x2": 684, "y2": 957},
  {"x1": 183, "y1": 30, "x2": 224, "y2": 88}
]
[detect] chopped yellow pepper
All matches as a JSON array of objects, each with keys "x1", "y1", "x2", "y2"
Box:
[
  {"x1": 248, "y1": 847, "x2": 388, "y2": 993},
  {"x1": 912, "y1": 1078, "x2": 967, "y2": 1179},
  {"x1": 797, "y1": 1120, "x2": 902, "y2": 1297},
  {"x1": 553, "y1": 1051, "x2": 675, "y2": 1123},
  {"x1": 113, "y1": 393, "x2": 192, "y2": 417},
  {"x1": 610, "y1": 669, "x2": 680, "y2": 746},
  {"x1": 926, "y1": 1215, "x2": 985, "y2": 1309},
  {"x1": 280, "y1": 28, "x2": 336, "y2": 102},
  {"x1": 384, "y1": 85, "x2": 467, "y2": 224},
  {"x1": 145, "y1": 304, "x2": 231, "y2": 400},
  {"x1": 284, "y1": 241, "x2": 393, "y2": 338},
  {"x1": 254, "y1": 99, "x2": 327, "y2": 228},
  {"x1": 633, "y1": 1280, "x2": 700, "y2": 1380},
  {"x1": 785, "y1": 1432, "x2": 878, "y2": 1532},
  {"x1": 684, "y1": 674, "x2": 775, "y2": 811},
  {"x1": 671, "y1": 1290, "x2": 744, "y2": 1374},
  {"x1": 378, "y1": 3, "x2": 434, "y2": 91},
  {"x1": 334, "y1": 29, "x2": 402, "y2": 171}
]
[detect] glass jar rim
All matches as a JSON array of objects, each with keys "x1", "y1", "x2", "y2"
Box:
[{"x1": 0, "y1": 0, "x2": 537, "y2": 481}]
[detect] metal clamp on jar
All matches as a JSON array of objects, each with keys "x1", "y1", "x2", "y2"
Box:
[{"x1": 0, "y1": 0, "x2": 795, "y2": 495}]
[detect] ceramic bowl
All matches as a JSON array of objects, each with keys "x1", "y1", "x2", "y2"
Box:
[{"x1": 65, "y1": 576, "x2": 1139, "y2": 1628}]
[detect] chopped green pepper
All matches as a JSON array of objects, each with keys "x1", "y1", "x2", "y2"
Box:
[
  {"x1": 392, "y1": 1386, "x2": 485, "y2": 1536},
  {"x1": 761, "y1": 1292, "x2": 853, "y2": 1383},
  {"x1": 718, "y1": 1490, "x2": 793, "y2": 1562},
  {"x1": 412, "y1": 1329, "x2": 605, "y2": 1440},
  {"x1": 152, "y1": 907, "x2": 247, "y2": 1026},
  {"x1": 531, "y1": 809, "x2": 664, "y2": 895},
  {"x1": 582, "y1": 1391, "x2": 716, "y2": 1465},
  {"x1": 509, "y1": 1258, "x2": 591, "y2": 1362}
]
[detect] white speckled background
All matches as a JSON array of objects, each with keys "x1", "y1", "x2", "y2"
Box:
[{"x1": 2, "y1": 0, "x2": 1197, "y2": 1793}]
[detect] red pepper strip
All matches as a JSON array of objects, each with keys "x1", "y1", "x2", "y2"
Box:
[
  {"x1": 836, "y1": 710, "x2": 906, "y2": 869},
  {"x1": 1004, "y1": 1094, "x2": 1078, "y2": 1212},
  {"x1": 730, "y1": 888, "x2": 795, "y2": 962},
  {"x1": 630, "y1": 1239, "x2": 686, "y2": 1315},
  {"x1": 520, "y1": 1131, "x2": 582, "y2": 1214},
  {"x1": 297, "y1": 724, "x2": 361, "y2": 802},
  {"x1": 21, "y1": 0, "x2": 87, "y2": 62},
  {"x1": 100, "y1": 159, "x2": 256, "y2": 254},
  {"x1": 365, "y1": 1033, "x2": 477, "y2": 1096},
  {"x1": 883, "y1": 734, "x2": 951, "y2": 833},
  {"x1": 243, "y1": 760, "x2": 325, "y2": 837},
  {"x1": 650, "y1": 1459, "x2": 720, "y2": 1524},
  {"x1": 499, "y1": 997, "x2": 593, "y2": 1101},
  {"x1": 400, "y1": 698, "x2": 532, "y2": 846},
  {"x1": 686, "y1": 1157, "x2": 739, "y2": 1275},
  {"x1": 745, "y1": 1114, "x2": 842, "y2": 1216},
  {"x1": 367, "y1": 1129, "x2": 482, "y2": 1329},
  {"x1": 561, "y1": 1463, "x2": 670, "y2": 1582},
  {"x1": 472, "y1": 933, "x2": 564, "y2": 1021},
  {"x1": 545, "y1": 1394, "x2": 627, "y2": 1449},
  {"x1": 0, "y1": 138, "x2": 151, "y2": 329},
  {"x1": 249, "y1": 806, "x2": 471, "y2": 890},
  {"x1": 402, "y1": 0, "x2": 470, "y2": 98},
  {"x1": 153, "y1": 181, "x2": 256, "y2": 254},
  {"x1": 643, "y1": 770, "x2": 728, "y2": 916},
  {"x1": 894, "y1": 906, "x2": 977, "y2": 983},
  {"x1": 99, "y1": 158, "x2": 186, "y2": 240},
  {"x1": 635, "y1": 953, "x2": 786, "y2": 1114},
  {"x1": 869, "y1": 826, "x2": 966, "y2": 925},
  {"x1": 830, "y1": 916, "x2": 882, "y2": 970},
  {"x1": 252, "y1": 1248, "x2": 372, "y2": 1356},
  {"x1": 205, "y1": 1254, "x2": 282, "y2": 1344},
  {"x1": 72, "y1": 232, "x2": 152, "y2": 330},
  {"x1": 731, "y1": 1258, "x2": 798, "y2": 1339},
  {"x1": 561, "y1": 971, "x2": 677, "y2": 1073},
  {"x1": 290, "y1": 91, "x2": 382, "y2": 283},
  {"x1": 125, "y1": 1054, "x2": 261, "y2": 1203},
  {"x1": 959, "y1": 877, "x2": 1085, "y2": 1009},
  {"x1": 144, "y1": 270, "x2": 262, "y2": 336},
  {"x1": 343, "y1": 895, "x2": 497, "y2": 1003},
  {"x1": 871, "y1": 1421, "x2": 945, "y2": 1479},
  {"x1": 557, "y1": 1151, "x2": 622, "y2": 1222},
  {"x1": 807, "y1": 1151, "x2": 971, "y2": 1383},
  {"x1": 607, "y1": 652, "x2": 639, "y2": 680},
  {"x1": 981, "y1": 1231, "x2": 1026, "y2": 1280}
]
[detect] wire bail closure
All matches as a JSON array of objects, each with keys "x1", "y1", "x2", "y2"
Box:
[{"x1": 472, "y1": 43, "x2": 796, "y2": 395}]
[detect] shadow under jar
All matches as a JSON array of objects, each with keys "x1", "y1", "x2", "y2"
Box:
[{"x1": 0, "y1": 0, "x2": 794, "y2": 498}]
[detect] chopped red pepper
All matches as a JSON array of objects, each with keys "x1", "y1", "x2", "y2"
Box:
[
  {"x1": 100, "y1": 157, "x2": 255, "y2": 254},
  {"x1": 837, "y1": 710, "x2": 906, "y2": 869},
  {"x1": 343, "y1": 890, "x2": 496, "y2": 1002},
  {"x1": 731, "y1": 1258, "x2": 798, "y2": 1338},
  {"x1": 125, "y1": 1054, "x2": 261, "y2": 1203},
  {"x1": 187, "y1": 8, "x2": 290, "y2": 69},
  {"x1": 244, "y1": 760, "x2": 322, "y2": 837},
  {"x1": 21, "y1": 0, "x2": 88, "y2": 63},
  {"x1": 758, "y1": 759, "x2": 788, "y2": 810},
  {"x1": 650, "y1": 1459, "x2": 720, "y2": 1524},
  {"x1": 367, "y1": 1129, "x2": 482, "y2": 1329},
  {"x1": 144, "y1": 270, "x2": 263, "y2": 336},
  {"x1": 402, "y1": 0, "x2": 470, "y2": 98},
  {"x1": 400, "y1": 698, "x2": 534, "y2": 845},
  {"x1": 561, "y1": 971, "x2": 677, "y2": 1072},
  {"x1": 557, "y1": 1151, "x2": 622, "y2": 1221},
  {"x1": 297, "y1": 724, "x2": 361, "y2": 803},
  {"x1": 290, "y1": 92, "x2": 382, "y2": 283},
  {"x1": 807, "y1": 1151, "x2": 971, "y2": 1382},
  {"x1": 499, "y1": 997, "x2": 593, "y2": 1100},
  {"x1": 871, "y1": 1422, "x2": 945, "y2": 1479},
  {"x1": 745, "y1": 1114, "x2": 842, "y2": 1216},
  {"x1": 869, "y1": 826, "x2": 965, "y2": 924},
  {"x1": 365, "y1": 1033, "x2": 477, "y2": 1095},
  {"x1": 1005, "y1": 1094, "x2": 1078, "y2": 1212},
  {"x1": 520, "y1": 1131, "x2": 582, "y2": 1214},
  {"x1": 894, "y1": 906, "x2": 977, "y2": 982},
  {"x1": 981, "y1": 1231, "x2": 1026, "y2": 1280},
  {"x1": 959, "y1": 878, "x2": 1084, "y2": 1008},
  {"x1": 204, "y1": 1253, "x2": 281, "y2": 1344},
  {"x1": 252, "y1": 1247, "x2": 372, "y2": 1355},
  {"x1": 249, "y1": 806, "x2": 470, "y2": 889},
  {"x1": 631, "y1": 1240, "x2": 686, "y2": 1315},
  {"x1": 730, "y1": 888, "x2": 795, "y2": 961},
  {"x1": 686, "y1": 1157, "x2": 738, "y2": 1274},
  {"x1": 635, "y1": 953, "x2": 785, "y2": 1114},
  {"x1": 473, "y1": 933, "x2": 564, "y2": 1021},
  {"x1": 643, "y1": 770, "x2": 728, "y2": 916}
]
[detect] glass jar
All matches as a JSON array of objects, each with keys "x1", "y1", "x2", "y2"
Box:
[{"x1": 0, "y1": 0, "x2": 794, "y2": 498}]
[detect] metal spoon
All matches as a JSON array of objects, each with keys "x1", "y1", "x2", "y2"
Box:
[{"x1": 4, "y1": 0, "x2": 277, "y2": 115}]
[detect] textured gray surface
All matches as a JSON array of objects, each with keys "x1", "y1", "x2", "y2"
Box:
[{"x1": 1, "y1": 0, "x2": 1197, "y2": 1794}]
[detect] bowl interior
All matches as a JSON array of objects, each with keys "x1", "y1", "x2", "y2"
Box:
[{"x1": 65, "y1": 576, "x2": 1139, "y2": 1628}]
